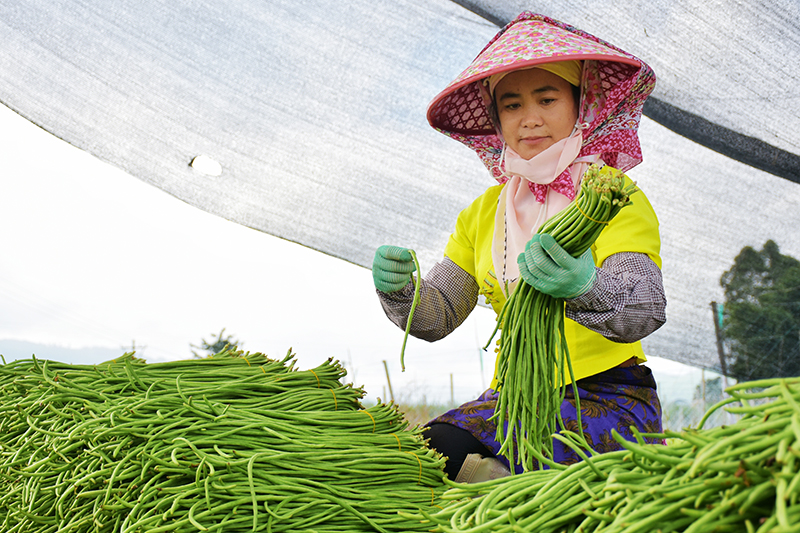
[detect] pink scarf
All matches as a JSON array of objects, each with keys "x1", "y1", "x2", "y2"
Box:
[{"x1": 491, "y1": 125, "x2": 598, "y2": 293}]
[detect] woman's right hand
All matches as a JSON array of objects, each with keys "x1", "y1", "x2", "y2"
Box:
[{"x1": 372, "y1": 245, "x2": 416, "y2": 293}]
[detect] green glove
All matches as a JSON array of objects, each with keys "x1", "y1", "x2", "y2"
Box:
[
  {"x1": 372, "y1": 245, "x2": 416, "y2": 293},
  {"x1": 518, "y1": 234, "x2": 596, "y2": 299}
]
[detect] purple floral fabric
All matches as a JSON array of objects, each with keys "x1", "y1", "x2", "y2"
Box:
[{"x1": 428, "y1": 364, "x2": 663, "y2": 474}]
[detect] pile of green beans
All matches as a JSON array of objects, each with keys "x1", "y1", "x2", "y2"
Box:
[
  {"x1": 0, "y1": 349, "x2": 446, "y2": 532},
  {"x1": 489, "y1": 164, "x2": 638, "y2": 471},
  {"x1": 404, "y1": 376, "x2": 800, "y2": 532}
]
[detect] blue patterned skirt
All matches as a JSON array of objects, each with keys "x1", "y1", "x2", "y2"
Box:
[{"x1": 427, "y1": 365, "x2": 663, "y2": 473}]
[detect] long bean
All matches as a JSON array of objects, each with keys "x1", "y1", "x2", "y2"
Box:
[
  {"x1": 489, "y1": 164, "x2": 639, "y2": 471},
  {"x1": 400, "y1": 249, "x2": 423, "y2": 372}
]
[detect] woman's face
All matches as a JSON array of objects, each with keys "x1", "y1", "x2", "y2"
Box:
[{"x1": 494, "y1": 68, "x2": 579, "y2": 160}]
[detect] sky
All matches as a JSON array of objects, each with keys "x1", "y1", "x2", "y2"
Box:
[{"x1": 0, "y1": 103, "x2": 712, "y2": 406}]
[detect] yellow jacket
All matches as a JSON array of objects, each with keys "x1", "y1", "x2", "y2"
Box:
[{"x1": 444, "y1": 172, "x2": 661, "y2": 386}]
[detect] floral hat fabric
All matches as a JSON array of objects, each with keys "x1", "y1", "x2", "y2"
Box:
[{"x1": 427, "y1": 12, "x2": 656, "y2": 179}]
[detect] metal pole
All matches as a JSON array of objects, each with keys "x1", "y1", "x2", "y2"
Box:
[
  {"x1": 450, "y1": 373, "x2": 454, "y2": 406},
  {"x1": 382, "y1": 360, "x2": 394, "y2": 404},
  {"x1": 701, "y1": 368, "x2": 706, "y2": 413},
  {"x1": 711, "y1": 301, "x2": 729, "y2": 390},
  {"x1": 711, "y1": 302, "x2": 728, "y2": 376}
]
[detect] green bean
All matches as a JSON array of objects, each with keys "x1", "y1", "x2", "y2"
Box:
[
  {"x1": 485, "y1": 165, "x2": 638, "y2": 472},
  {"x1": 399, "y1": 249, "x2": 422, "y2": 372}
]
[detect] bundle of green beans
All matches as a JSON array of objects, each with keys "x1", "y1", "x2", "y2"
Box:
[
  {"x1": 0, "y1": 349, "x2": 446, "y2": 532},
  {"x1": 489, "y1": 164, "x2": 638, "y2": 471},
  {"x1": 404, "y1": 376, "x2": 800, "y2": 533}
]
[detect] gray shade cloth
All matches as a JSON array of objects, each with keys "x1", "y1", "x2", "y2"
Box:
[
  {"x1": 453, "y1": 0, "x2": 800, "y2": 181},
  {"x1": 1, "y1": 0, "x2": 798, "y2": 374}
]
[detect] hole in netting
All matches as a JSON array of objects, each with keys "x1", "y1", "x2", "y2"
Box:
[{"x1": 190, "y1": 155, "x2": 223, "y2": 177}]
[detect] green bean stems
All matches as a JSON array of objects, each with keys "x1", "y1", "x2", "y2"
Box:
[
  {"x1": 489, "y1": 164, "x2": 639, "y2": 471},
  {"x1": 404, "y1": 376, "x2": 800, "y2": 532},
  {"x1": 0, "y1": 349, "x2": 447, "y2": 532}
]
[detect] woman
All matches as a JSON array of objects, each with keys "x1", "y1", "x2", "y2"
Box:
[{"x1": 372, "y1": 12, "x2": 666, "y2": 481}]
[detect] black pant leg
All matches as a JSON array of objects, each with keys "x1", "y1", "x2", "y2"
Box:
[{"x1": 423, "y1": 422, "x2": 493, "y2": 479}]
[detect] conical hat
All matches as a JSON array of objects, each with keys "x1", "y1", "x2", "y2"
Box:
[{"x1": 427, "y1": 12, "x2": 656, "y2": 177}]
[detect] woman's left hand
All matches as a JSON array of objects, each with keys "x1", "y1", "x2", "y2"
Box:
[{"x1": 518, "y1": 234, "x2": 596, "y2": 299}]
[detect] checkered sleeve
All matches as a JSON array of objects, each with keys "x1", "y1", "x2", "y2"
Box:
[
  {"x1": 376, "y1": 257, "x2": 479, "y2": 341},
  {"x1": 566, "y1": 252, "x2": 666, "y2": 343}
]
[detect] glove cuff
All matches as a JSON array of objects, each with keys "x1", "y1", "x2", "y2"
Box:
[{"x1": 565, "y1": 267, "x2": 596, "y2": 299}]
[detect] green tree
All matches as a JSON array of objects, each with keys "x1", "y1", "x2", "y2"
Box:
[
  {"x1": 191, "y1": 328, "x2": 241, "y2": 358},
  {"x1": 720, "y1": 240, "x2": 800, "y2": 380}
]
